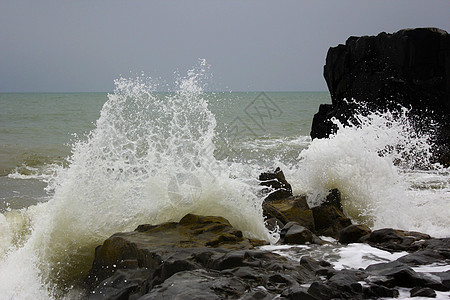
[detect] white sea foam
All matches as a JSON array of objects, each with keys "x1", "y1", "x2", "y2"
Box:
[
  {"x1": 0, "y1": 61, "x2": 271, "y2": 298},
  {"x1": 285, "y1": 104, "x2": 450, "y2": 237}
]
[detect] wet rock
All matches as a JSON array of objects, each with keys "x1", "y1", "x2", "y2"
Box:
[
  {"x1": 361, "y1": 228, "x2": 430, "y2": 252},
  {"x1": 281, "y1": 286, "x2": 319, "y2": 300},
  {"x1": 89, "y1": 269, "x2": 152, "y2": 300},
  {"x1": 311, "y1": 28, "x2": 450, "y2": 165},
  {"x1": 137, "y1": 269, "x2": 247, "y2": 300},
  {"x1": 410, "y1": 286, "x2": 437, "y2": 298},
  {"x1": 307, "y1": 282, "x2": 340, "y2": 300},
  {"x1": 397, "y1": 249, "x2": 445, "y2": 265},
  {"x1": 86, "y1": 214, "x2": 324, "y2": 299},
  {"x1": 86, "y1": 214, "x2": 266, "y2": 288},
  {"x1": 339, "y1": 224, "x2": 372, "y2": 244},
  {"x1": 280, "y1": 222, "x2": 314, "y2": 245},
  {"x1": 259, "y1": 167, "x2": 292, "y2": 201},
  {"x1": 262, "y1": 195, "x2": 315, "y2": 231},
  {"x1": 432, "y1": 271, "x2": 450, "y2": 290},
  {"x1": 300, "y1": 256, "x2": 335, "y2": 277},
  {"x1": 327, "y1": 269, "x2": 366, "y2": 295},
  {"x1": 423, "y1": 238, "x2": 450, "y2": 258},
  {"x1": 363, "y1": 284, "x2": 399, "y2": 299},
  {"x1": 311, "y1": 190, "x2": 352, "y2": 239},
  {"x1": 264, "y1": 217, "x2": 284, "y2": 232},
  {"x1": 365, "y1": 261, "x2": 446, "y2": 290}
]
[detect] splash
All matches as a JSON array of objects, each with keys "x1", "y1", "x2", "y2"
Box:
[
  {"x1": 287, "y1": 103, "x2": 450, "y2": 237},
  {"x1": 0, "y1": 61, "x2": 270, "y2": 298}
]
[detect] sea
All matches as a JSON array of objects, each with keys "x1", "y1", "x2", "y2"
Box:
[{"x1": 0, "y1": 62, "x2": 449, "y2": 299}]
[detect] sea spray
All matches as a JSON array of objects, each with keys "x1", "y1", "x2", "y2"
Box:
[
  {"x1": 286, "y1": 103, "x2": 450, "y2": 237},
  {"x1": 0, "y1": 61, "x2": 271, "y2": 298}
]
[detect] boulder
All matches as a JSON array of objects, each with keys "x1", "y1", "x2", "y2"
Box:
[
  {"x1": 410, "y1": 286, "x2": 437, "y2": 298},
  {"x1": 311, "y1": 189, "x2": 352, "y2": 239},
  {"x1": 311, "y1": 28, "x2": 450, "y2": 165},
  {"x1": 339, "y1": 224, "x2": 372, "y2": 244},
  {"x1": 262, "y1": 195, "x2": 315, "y2": 231},
  {"x1": 86, "y1": 214, "x2": 266, "y2": 288},
  {"x1": 360, "y1": 228, "x2": 430, "y2": 252},
  {"x1": 280, "y1": 222, "x2": 314, "y2": 245},
  {"x1": 85, "y1": 214, "x2": 323, "y2": 299}
]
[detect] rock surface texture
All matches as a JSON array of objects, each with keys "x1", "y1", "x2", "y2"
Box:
[
  {"x1": 85, "y1": 211, "x2": 450, "y2": 299},
  {"x1": 311, "y1": 28, "x2": 450, "y2": 165}
]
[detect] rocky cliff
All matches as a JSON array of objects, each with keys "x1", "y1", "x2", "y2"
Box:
[{"x1": 311, "y1": 28, "x2": 450, "y2": 164}]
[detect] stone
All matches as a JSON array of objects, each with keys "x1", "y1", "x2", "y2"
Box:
[
  {"x1": 280, "y1": 222, "x2": 314, "y2": 245},
  {"x1": 361, "y1": 228, "x2": 430, "y2": 252},
  {"x1": 363, "y1": 284, "x2": 399, "y2": 299},
  {"x1": 311, "y1": 28, "x2": 450, "y2": 165},
  {"x1": 365, "y1": 261, "x2": 445, "y2": 290},
  {"x1": 282, "y1": 287, "x2": 320, "y2": 300},
  {"x1": 300, "y1": 256, "x2": 335, "y2": 277},
  {"x1": 397, "y1": 249, "x2": 445, "y2": 265},
  {"x1": 264, "y1": 217, "x2": 284, "y2": 232},
  {"x1": 262, "y1": 195, "x2": 315, "y2": 231},
  {"x1": 259, "y1": 167, "x2": 293, "y2": 201},
  {"x1": 86, "y1": 214, "x2": 327, "y2": 299},
  {"x1": 86, "y1": 214, "x2": 266, "y2": 288},
  {"x1": 307, "y1": 282, "x2": 340, "y2": 300},
  {"x1": 339, "y1": 224, "x2": 372, "y2": 244},
  {"x1": 423, "y1": 238, "x2": 450, "y2": 258},
  {"x1": 311, "y1": 189, "x2": 352, "y2": 239},
  {"x1": 410, "y1": 286, "x2": 437, "y2": 298}
]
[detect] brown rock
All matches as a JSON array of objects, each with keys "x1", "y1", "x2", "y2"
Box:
[
  {"x1": 262, "y1": 195, "x2": 315, "y2": 231},
  {"x1": 339, "y1": 224, "x2": 372, "y2": 244},
  {"x1": 86, "y1": 214, "x2": 267, "y2": 287},
  {"x1": 280, "y1": 222, "x2": 314, "y2": 245},
  {"x1": 259, "y1": 167, "x2": 293, "y2": 201},
  {"x1": 311, "y1": 190, "x2": 352, "y2": 239}
]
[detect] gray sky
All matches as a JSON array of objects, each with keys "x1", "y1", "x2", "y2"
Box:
[{"x1": 1, "y1": 1, "x2": 449, "y2": 92}]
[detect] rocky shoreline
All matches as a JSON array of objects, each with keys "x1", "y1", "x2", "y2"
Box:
[
  {"x1": 310, "y1": 28, "x2": 450, "y2": 166},
  {"x1": 84, "y1": 169, "x2": 449, "y2": 299},
  {"x1": 83, "y1": 28, "x2": 450, "y2": 299}
]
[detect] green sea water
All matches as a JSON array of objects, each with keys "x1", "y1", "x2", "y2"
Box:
[{"x1": 0, "y1": 91, "x2": 330, "y2": 211}]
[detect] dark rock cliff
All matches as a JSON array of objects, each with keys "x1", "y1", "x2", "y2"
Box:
[{"x1": 311, "y1": 28, "x2": 450, "y2": 165}]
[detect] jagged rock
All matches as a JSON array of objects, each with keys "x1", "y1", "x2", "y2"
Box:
[
  {"x1": 365, "y1": 261, "x2": 447, "y2": 291},
  {"x1": 339, "y1": 224, "x2": 372, "y2": 244},
  {"x1": 259, "y1": 167, "x2": 293, "y2": 201},
  {"x1": 262, "y1": 195, "x2": 315, "y2": 231},
  {"x1": 397, "y1": 249, "x2": 445, "y2": 265},
  {"x1": 281, "y1": 287, "x2": 319, "y2": 300},
  {"x1": 264, "y1": 217, "x2": 284, "y2": 232},
  {"x1": 432, "y1": 271, "x2": 450, "y2": 290},
  {"x1": 307, "y1": 282, "x2": 341, "y2": 300},
  {"x1": 360, "y1": 228, "x2": 430, "y2": 252},
  {"x1": 280, "y1": 222, "x2": 314, "y2": 245},
  {"x1": 300, "y1": 256, "x2": 335, "y2": 277},
  {"x1": 423, "y1": 238, "x2": 450, "y2": 258},
  {"x1": 363, "y1": 284, "x2": 399, "y2": 299},
  {"x1": 86, "y1": 214, "x2": 325, "y2": 299},
  {"x1": 410, "y1": 286, "x2": 437, "y2": 298},
  {"x1": 86, "y1": 214, "x2": 266, "y2": 289},
  {"x1": 311, "y1": 190, "x2": 352, "y2": 239},
  {"x1": 311, "y1": 28, "x2": 450, "y2": 165}
]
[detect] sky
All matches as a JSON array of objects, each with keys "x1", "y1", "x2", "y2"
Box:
[{"x1": 1, "y1": 1, "x2": 449, "y2": 92}]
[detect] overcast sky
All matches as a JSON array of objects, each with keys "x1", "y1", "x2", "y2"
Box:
[{"x1": 1, "y1": 1, "x2": 449, "y2": 92}]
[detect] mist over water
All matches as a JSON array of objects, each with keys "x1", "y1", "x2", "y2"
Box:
[{"x1": 0, "y1": 62, "x2": 448, "y2": 298}]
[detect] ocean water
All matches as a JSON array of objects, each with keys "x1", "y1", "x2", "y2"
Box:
[{"x1": 0, "y1": 63, "x2": 449, "y2": 298}]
